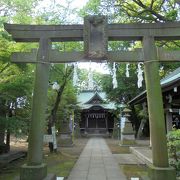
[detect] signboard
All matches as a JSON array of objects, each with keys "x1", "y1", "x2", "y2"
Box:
[
  {"x1": 51, "y1": 126, "x2": 57, "y2": 149},
  {"x1": 43, "y1": 134, "x2": 53, "y2": 143},
  {"x1": 84, "y1": 15, "x2": 107, "y2": 60},
  {"x1": 43, "y1": 126, "x2": 57, "y2": 150}
]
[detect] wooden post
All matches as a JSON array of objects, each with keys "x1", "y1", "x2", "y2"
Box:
[
  {"x1": 20, "y1": 38, "x2": 51, "y2": 180},
  {"x1": 71, "y1": 110, "x2": 75, "y2": 143},
  {"x1": 85, "y1": 114, "x2": 88, "y2": 134},
  {"x1": 105, "y1": 113, "x2": 109, "y2": 134},
  {"x1": 165, "y1": 104, "x2": 173, "y2": 132},
  {"x1": 143, "y1": 36, "x2": 175, "y2": 180}
]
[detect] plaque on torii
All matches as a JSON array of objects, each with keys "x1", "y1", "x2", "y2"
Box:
[
  {"x1": 4, "y1": 15, "x2": 180, "y2": 180},
  {"x1": 84, "y1": 15, "x2": 107, "y2": 60}
]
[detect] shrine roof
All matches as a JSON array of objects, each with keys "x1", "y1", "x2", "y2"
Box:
[
  {"x1": 78, "y1": 103, "x2": 116, "y2": 110},
  {"x1": 161, "y1": 67, "x2": 180, "y2": 86},
  {"x1": 77, "y1": 90, "x2": 116, "y2": 110},
  {"x1": 128, "y1": 67, "x2": 180, "y2": 105}
]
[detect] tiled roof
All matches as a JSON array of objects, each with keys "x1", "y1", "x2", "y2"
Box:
[
  {"x1": 161, "y1": 67, "x2": 180, "y2": 86},
  {"x1": 77, "y1": 91, "x2": 116, "y2": 110}
]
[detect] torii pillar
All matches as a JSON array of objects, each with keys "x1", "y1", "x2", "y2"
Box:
[
  {"x1": 20, "y1": 38, "x2": 52, "y2": 180},
  {"x1": 143, "y1": 36, "x2": 175, "y2": 180}
]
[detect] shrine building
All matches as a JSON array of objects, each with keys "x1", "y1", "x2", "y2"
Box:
[
  {"x1": 129, "y1": 67, "x2": 180, "y2": 134},
  {"x1": 77, "y1": 90, "x2": 116, "y2": 135}
]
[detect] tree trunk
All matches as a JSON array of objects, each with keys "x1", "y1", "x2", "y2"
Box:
[
  {"x1": 6, "y1": 130, "x2": 10, "y2": 152},
  {"x1": 0, "y1": 127, "x2": 6, "y2": 154},
  {"x1": 130, "y1": 105, "x2": 140, "y2": 137},
  {"x1": 0, "y1": 128, "x2": 5, "y2": 144},
  {"x1": 47, "y1": 129, "x2": 53, "y2": 152},
  {"x1": 48, "y1": 80, "x2": 67, "y2": 152},
  {"x1": 137, "y1": 119, "x2": 147, "y2": 139}
]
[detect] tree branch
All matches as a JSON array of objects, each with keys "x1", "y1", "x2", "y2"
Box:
[
  {"x1": 150, "y1": 0, "x2": 154, "y2": 9},
  {"x1": 132, "y1": 0, "x2": 172, "y2": 22},
  {"x1": 49, "y1": 65, "x2": 73, "y2": 124}
]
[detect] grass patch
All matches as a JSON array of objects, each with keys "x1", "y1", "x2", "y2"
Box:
[
  {"x1": 121, "y1": 140, "x2": 136, "y2": 146},
  {"x1": 47, "y1": 160, "x2": 75, "y2": 177},
  {"x1": 106, "y1": 139, "x2": 130, "y2": 154},
  {"x1": 0, "y1": 157, "x2": 26, "y2": 180},
  {"x1": 110, "y1": 145, "x2": 130, "y2": 154},
  {"x1": 0, "y1": 152, "x2": 77, "y2": 179},
  {"x1": 120, "y1": 164, "x2": 148, "y2": 180},
  {"x1": 44, "y1": 152, "x2": 77, "y2": 177},
  {"x1": 0, "y1": 138, "x2": 87, "y2": 179}
]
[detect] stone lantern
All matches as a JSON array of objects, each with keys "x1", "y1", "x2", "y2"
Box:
[{"x1": 121, "y1": 108, "x2": 135, "y2": 145}]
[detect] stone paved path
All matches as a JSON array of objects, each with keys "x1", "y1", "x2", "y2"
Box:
[{"x1": 67, "y1": 137, "x2": 126, "y2": 180}]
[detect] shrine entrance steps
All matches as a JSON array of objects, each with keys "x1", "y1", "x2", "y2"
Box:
[
  {"x1": 86, "y1": 133, "x2": 110, "y2": 138},
  {"x1": 81, "y1": 128, "x2": 111, "y2": 138},
  {"x1": 86, "y1": 130, "x2": 110, "y2": 138},
  {"x1": 67, "y1": 137, "x2": 126, "y2": 180}
]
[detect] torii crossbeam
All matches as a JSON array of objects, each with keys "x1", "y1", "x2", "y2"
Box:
[
  {"x1": 4, "y1": 15, "x2": 179, "y2": 180},
  {"x1": 11, "y1": 48, "x2": 180, "y2": 63}
]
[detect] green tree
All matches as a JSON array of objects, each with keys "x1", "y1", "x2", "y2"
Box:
[
  {"x1": 0, "y1": 0, "x2": 41, "y2": 153},
  {"x1": 47, "y1": 64, "x2": 76, "y2": 152}
]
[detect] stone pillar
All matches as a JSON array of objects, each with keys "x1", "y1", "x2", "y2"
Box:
[
  {"x1": 121, "y1": 108, "x2": 135, "y2": 145},
  {"x1": 143, "y1": 36, "x2": 176, "y2": 180},
  {"x1": 57, "y1": 116, "x2": 73, "y2": 147},
  {"x1": 20, "y1": 38, "x2": 51, "y2": 180}
]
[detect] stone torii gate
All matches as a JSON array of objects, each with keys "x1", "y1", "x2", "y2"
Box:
[{"x1": 4, "y1": 16, "x2": 180, "y2": 180}]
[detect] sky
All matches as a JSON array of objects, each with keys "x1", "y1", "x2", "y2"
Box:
[
  {"x1": 78, "y1": 62, "x2": 110, "y2": 74},
  {"x1": 61, "y1": 0, "x2": 88, "y2": 9},
  {"x1": 42, "y1": 0, "x2": 89, "y2": 10}
]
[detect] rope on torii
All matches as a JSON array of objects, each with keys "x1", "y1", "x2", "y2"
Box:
[
  {"x1": 88, "y1": 61, "x2": 94, "y2": 90},
  {"x1": 112, "y1": 62, "x2": 118, "y2": 89},
  {"x1": 137, "y1": 62, "x2": 144, "y2": 88},
  {"x1": 126, "y1": 63, "x2": 130, "y2": 78},
  {"x1": 73, "y1": 62, "x2": 79, "y2": 87}
]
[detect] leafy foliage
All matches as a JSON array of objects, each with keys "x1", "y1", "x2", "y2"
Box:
[
  {"x1": 102, "y1": 63, "x2": 145, "y2": 103},
  {"x1": 0, "y1": 116, "x2": 28, "y2": 136},
  {"x1": 167, "y1": 129, "x2": 180, "y2": 176},
  {"x1": 115, "y1": 0, "x2": 179, "y2": 22}
]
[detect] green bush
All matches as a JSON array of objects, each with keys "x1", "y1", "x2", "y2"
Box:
[{"x1": 167, "y1": 129, "x2": 180, "y2": 177}]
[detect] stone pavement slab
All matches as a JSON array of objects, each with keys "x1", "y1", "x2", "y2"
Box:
[{"x1": 67, "y1": 137, "x2": 126, "y2": 180}]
